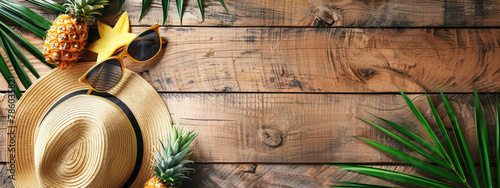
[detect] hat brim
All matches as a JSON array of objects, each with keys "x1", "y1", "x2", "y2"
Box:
[{"x1": 7, "y1": 62, "x2": 171, "y2": 187}]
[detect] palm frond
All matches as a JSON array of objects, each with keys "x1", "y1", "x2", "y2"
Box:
[
  {"x1": 0, "y1": 6, "x2": 46, "y2": 38},
  {"x1": 0, "y1": 29, "x2": 39, "y2": 78},
  {"x1": 139, "y1": 0, "x2": 151, "y2": 20},
  {"x1": 401, "y1": 118, "x2": 428, "y2": 139},
  {"x1": 118, "y1": 0, "x2": 126, "y2": 11},
  {"x1": 176, "y1": 0, "x2": 184, "y2": 23},
  {"x1": 0, "y1": 21, "x2": 51, "y2": 68},
  {"x1": 140, "y1": 0, "x2": 227, "y2": 23},
  {"x1": 0, "y1": 0, "x2": 53, "y2": 39},
  {"x1": 335, "y1": 86, "x2": 500, "y2": 188},
  {"x1": 356, "y1": 137, "x2": 462, "y2": 183},
  {"x1": 333, "y1": 164, "x2": 454, "y2": 188},
  {"x1": 27, "y1": 0, "x2": 65, "y2": 13},
  {"x1": 496, "y1": 99, "x2": 500, "y2": 185},
  {"x1": 0, "y1": 0, "x2": 51, "y2": 29},
  {"x1": 438, "y1": 87, "x2": 480, "y2": 187},
  {"x1": 358, "y1": 118, "x2": 450, "y2": 169},
  {"x1": 364, "y1": 111, "x2": 440, "y2": 154},
  {"x1": 0, "y1": 31, "x2": 32, "y2": 89},
  {"x1": 0, "y1": 21, "x2": 55, "y2": 68},
  {"x1": 424, "y1": 90, "x2": 465, "y2": 179},
  {"x1": 334, "y1": 182, "x2": 395, "y2": 188},
  {"x1": 162, "y1": 0, "x2": 171, "y2": 25},
  {"x1": 218, "y1": 0, "x2": 227, "y2": 13},
  {"x1": 197, "y1": 0, "x2": 204, "y2": 21},
  {"x1": 0, "y1": 55, "x2": 21, "y2": 99},
  {"x1": 396, "y1": 86, "x2": 450, "y2": 161},
  {"x1": 474, "y1": 87, "x2": 492, "y2": 188}
]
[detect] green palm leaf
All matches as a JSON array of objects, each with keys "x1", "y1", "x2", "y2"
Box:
[
  {"x1": 496, "y1": 99, "x2": 500, "y2": 185},
  {"x1": 161, "y1": 0, "x2": 171, "y2": 25},
  {"x1": 27, "y1": 0, "x2": 65, "y2": 13},
  {"x1": 474, "y1": 87, "x2": 492, "y2": 188},
  {"x1": 358, "y1": 118, "x2": 450, "y2": 169},
  {"x1": 0, "y1": 55, "x2": 21, "y2": 99},
  {"x1": 365, "y1": 111, "x2": 440, "y2": 154},
  {"x1": 335, "y1": 86, "x2": 500, "y2": 188},
  {"x1": 218, "y1": 0, "x2": 227, "y2": 13},
  {"x1": 0, "y1": 29, "x2": 39, "y2": 78},
  {"x1": 0, "y1": 31, "x2": 32, "y2": 89},
  {"x1": 0, "y1": 0, "x2": 51, "y2": 30},
  {"x1": 197, "y1": 0, "x2": 204, "y2": 21},
  {"x1": 333, "y1": 164, "x2": 454, "y2": 188},
  {"x1": 424, "y1": 90, "x2": 465, "y2": 179},
  {"x1": 0, "y1": 6, "x2": 46, "y2": 38},
  {"x1": 396, "y1": 86, "x2": 451, "y2": 161},
  {"x1": 118, "y1": 0, "x2": 125, "y2": 11},
  {"x1": 356, "y1": 137, "x2": 462, "y2": 183},
  {"x1": 437, "y1": 87, "x2": 480, "y2": 187},
  {"x1": 0, "y1": 21, "x2": 55, "y2": 68},
  {"x1": 176, "y1": 0, "x2": 184, "y2": 23},
  {"x1": 141, "y1": 0, "x2": 227, "y2": 23},
  {"x1": 139, "y1": 0, "x2": 151, "y2": 20},
  {"x1": 334, "y1": 182, "x2": 395, "y2": 188}
]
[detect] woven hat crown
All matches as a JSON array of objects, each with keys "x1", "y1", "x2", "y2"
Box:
[{"x1": 34, "y1": 95, "x2": 137, "y2": 187}]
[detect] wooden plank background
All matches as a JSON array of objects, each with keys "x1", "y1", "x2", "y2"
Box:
[
  {"x1": 1, "y1": 27, "x2": 500, "y2": 93},
  {"x1": 20, "y1": 0, "x2": 500, "y2": 27},
  {"x1": 1, "y1": 0, "x2": 500, "y2": 187}
]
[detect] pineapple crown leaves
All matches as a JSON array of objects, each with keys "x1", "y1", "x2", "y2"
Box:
[
  {"x1": 63, "y1": 0, "x2": 109, "y2": 23},
  {"x1": 152, "y1": 126, "x2": 198, "y2": 184}
]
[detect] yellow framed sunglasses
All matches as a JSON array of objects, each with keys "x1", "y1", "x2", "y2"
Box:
[{"x1": 79, "y1": 24, "x2": 164, "y2": 94}]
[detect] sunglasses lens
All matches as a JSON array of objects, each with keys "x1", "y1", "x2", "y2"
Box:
[
  {"x1": 128, "y1": 29, "x2": 160, "y2": 61},
  {"x1": 85, "y1": 59, "x2": 122, "y2": 91}
]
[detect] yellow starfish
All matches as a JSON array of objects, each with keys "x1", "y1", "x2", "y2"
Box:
[{"x1": 87, "y1": 11, "x2": 136, "y2": 62}]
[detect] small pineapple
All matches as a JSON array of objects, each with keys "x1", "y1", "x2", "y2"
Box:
[
  {"x1": 43, "y1": 0, "x2": 109, "y2": 69},
  {"x1": 145, "y1": 126, "x2": 198, "y2": 188}
]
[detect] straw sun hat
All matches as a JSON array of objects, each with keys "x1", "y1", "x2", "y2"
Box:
[{"x1": 7, "y1": 62, "x2": 172, "y2": 187}]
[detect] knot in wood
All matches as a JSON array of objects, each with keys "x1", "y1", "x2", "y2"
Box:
[
  {"x1": 258, "y1": 128, "x2": 282, "y2": 147},
  {"x1": 310, "y1": 6, "x2": 340, "y2": 26}
]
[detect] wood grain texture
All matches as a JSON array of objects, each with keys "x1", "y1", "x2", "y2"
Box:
[
  {"x1": 163, "y1": 93, "x2": 499, "y2": 163},
  {"x1": 1, "y1": 27, "x2": 500, "y2": 93},
  {"x1": 12, "y1": 0, "x2": 500, "y2": 27},
  {"x1": 0, "y1": 93, "x2": 13, "y2": 162},
  {"x1": 2, "y1": 93, "x2": 497, "y2": 163},
  {"x1": 183, "y1": 164, "x2": 452, "y2": 188},
  {"x1": 0, "y1": 162, "x2": 454, "y2": 188},
  {"x1": 0, "y1": 164, "x2": 13, "y2": 188}
]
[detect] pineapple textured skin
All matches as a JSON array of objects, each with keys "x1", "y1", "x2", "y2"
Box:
[
  {"x1": 43, "y1": 14, "x2": 88, "y2": 70},
  {"x1": 43, "y1": 0, "x2": 108, "y2": 69}
]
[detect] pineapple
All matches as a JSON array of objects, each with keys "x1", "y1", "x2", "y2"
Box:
[
  {"x1": 43, "y1": 0, "x2": 109, "y2": 69},
  {"x1": 145, "y1": 126, "x2": 198, "y2": 188}
]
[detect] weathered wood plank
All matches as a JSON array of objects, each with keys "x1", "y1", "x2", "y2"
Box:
[
  {"x1": 3, "y1": 93, "x2": 496, "y2": 163},
  {"x1": 0, "y1": 163, "x2": 455, "y2": 187},
  {"x1": 183, "y1": 164, "x2": 461, "y2": 188},
  {"x1": 1, "y1": 27, "x2": 500, "y2": 93},
  {"x1": 0, "y1": 92, "x2": 13, "y2": 162},
  {"x1": 12, "y1": 0, "x2": 500, "y2": 27},
  {"x1": 0, "y1": 164, "x2": 13, "y2": 188},
  {"x1": 163, "y1": 93, "x2": 498, "y2": 163}
]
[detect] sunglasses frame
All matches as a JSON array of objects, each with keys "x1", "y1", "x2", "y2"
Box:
[{"x1": 79, "y1": 24, "x2": 162, "y2": 94}]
